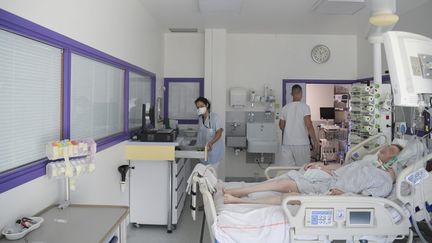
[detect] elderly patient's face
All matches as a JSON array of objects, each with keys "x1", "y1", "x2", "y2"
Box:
[{"x1": 378, "y1": 145, "x2": 401, "y2": 163}]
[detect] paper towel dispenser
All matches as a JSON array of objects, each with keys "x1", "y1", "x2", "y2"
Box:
[{"x1": 230, "y1": 87, "x2": 247, "y2": 108}]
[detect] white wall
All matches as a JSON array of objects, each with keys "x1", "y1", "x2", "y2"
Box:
[
  {"x1": 226, "y1": 34, "x2": 357, "y2": 112},
  {"x1": 0, "y1": 0, "x2": 164, "y2": 229},
  {"x1": 164, "y1": 33, "x2": 357, "y2": 178},
  {"x1": 225, "y1": 34, "x2": 356, "y2": 177},
  {"x1": 164, "y1": 33, "x2": 204, "y2": 77}
]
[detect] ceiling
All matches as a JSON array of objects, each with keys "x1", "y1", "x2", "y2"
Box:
[{"x1": 139, "y1": 0, "x2": 430, "y2": 35}]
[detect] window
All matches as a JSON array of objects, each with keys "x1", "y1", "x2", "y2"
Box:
[
  {"x1": 164, "y1": 78, "x2": 204, "y2": 124},
  {"x1": 0, "y1": 29, "x2": 62, "y2": 172},
  {"x1": 70, "y1": 54, "x2": 124, "y2": 140},
  {"x1": 129, "y1": 72, "x2": 152, "y2": 130},
  {"x1": 0, "y1": 9, "x2": 158, "y2": 192}
]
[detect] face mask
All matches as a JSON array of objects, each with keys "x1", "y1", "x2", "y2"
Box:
[{"x1": 197, "y1": 107, "x2": 207, "y2": 116}]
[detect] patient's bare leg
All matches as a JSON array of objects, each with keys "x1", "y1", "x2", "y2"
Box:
[
  {"x1": 224, "y1": 192, "x2": 300, "y2": 205},
  {"x1": 224, "y1": 179, "x2": 299, "y2": 197}
]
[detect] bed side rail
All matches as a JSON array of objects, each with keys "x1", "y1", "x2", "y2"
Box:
[
  {"x1": 396, "y1": 151, "x2": 432, "y2": 221},
  {"x1": 281, "y1": 195, "x2": 410, "y2": 242},
  {"x1": 193, "y1": 176, "x2": 217, "y2": 243},
  {"x1": 345, "y1": 133, "x2": 388, "y2": 164}
]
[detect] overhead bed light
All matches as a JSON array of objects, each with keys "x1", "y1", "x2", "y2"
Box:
[
  {"x1": 199, "y1": 0, "x2": 243, "y2": 15},
  {"x1": 369, "y1": 13, "x2": 399, "y2": 27},
  {"x1": 312, "y1": 0, "x2": 366, "y2": 15}
]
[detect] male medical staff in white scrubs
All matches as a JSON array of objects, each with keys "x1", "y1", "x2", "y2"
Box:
[
  {"x1": 279, "y1": 85, "x2": 318, "y2": 166},
  {"x1": 195, "y1": 97, "x2": 224, "y2": 175}
]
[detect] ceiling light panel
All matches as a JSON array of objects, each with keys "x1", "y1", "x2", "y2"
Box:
[
  {"x1": 199, "y1": 0, "x2": 243, "y2": 15},
  {"x1": 312, "y1": 0, "x2": 366, "y2": 15}
]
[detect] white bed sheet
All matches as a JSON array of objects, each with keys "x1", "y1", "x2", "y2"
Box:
[
  {"x1": 212, "y1": 181, "x2": 400, "y2": 243},
  {"x1": 213, "y1": 181, "x2": 298, "y2": 243}
]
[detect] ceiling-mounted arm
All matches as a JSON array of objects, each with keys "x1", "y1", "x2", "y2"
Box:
[
  {"x1": 366, "y1": 0, "x2": 400, "y2": 87},
  {"x1": 367, "y1": 0, "x2": 399, "y2": 37}
]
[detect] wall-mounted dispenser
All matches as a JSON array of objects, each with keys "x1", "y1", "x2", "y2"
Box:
[{"x1": 230, "y1": 87, "x2": 247, "y2": 108}]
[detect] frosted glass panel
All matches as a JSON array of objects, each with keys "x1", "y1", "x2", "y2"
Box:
[
  {"x1": 129, "y1": 72, "x2": 152, "y2": 129},
  {"x1": 0, "y1": 29, "x2": 62, "y2": 172},
  {"x1": 71, "y1": 54, "x2": 124, "y2": 140},
  {"x1": 168, "y1": 82, "x2": 200, "y2": 119}
]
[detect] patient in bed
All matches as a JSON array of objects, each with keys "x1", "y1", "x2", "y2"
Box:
[{"x1": 224, "y1": 144, "x2": 403, "y2": 205}]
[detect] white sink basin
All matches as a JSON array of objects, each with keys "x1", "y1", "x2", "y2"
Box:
[
  {"x1": 246, "y1": 122, "x2": 278, "y2": 153},
  {"x1": 247, "y1": 139, "x2": 278, "y2": 153}
]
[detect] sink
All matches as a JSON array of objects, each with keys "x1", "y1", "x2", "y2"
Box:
[
  {"x1": 247, "y1": 139, "x2": 278, "y2": 153},
  {"x1": 246, "y1": 123, "x2": 278, "y2": 153}
]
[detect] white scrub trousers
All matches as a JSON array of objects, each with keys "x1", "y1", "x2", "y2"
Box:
[{"x1": 280, "y1": 144, "x2": 311, "y2": 166}]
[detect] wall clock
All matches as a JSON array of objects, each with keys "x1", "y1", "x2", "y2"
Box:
[{"x1": 311, "y1": 44, "x2": 331, "y2": 64}]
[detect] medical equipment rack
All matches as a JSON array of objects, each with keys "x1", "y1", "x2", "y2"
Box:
[{"x1": 45, "y1": 139, "x2": 96, "y2": 210}]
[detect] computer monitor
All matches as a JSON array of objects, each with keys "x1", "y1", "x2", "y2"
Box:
[
  {"x1": 142, "y1": 103, "x2": 155, "y2": 130},
  {"x1": 320, "y1": 107, "x2": 335, "y2": 120}
]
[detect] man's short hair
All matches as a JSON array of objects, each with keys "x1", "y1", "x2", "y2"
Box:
[{"x1": 292, "y1": 84, "x2": 302, "y2": 94}]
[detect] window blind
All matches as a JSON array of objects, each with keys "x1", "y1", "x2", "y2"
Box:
[
  {"x1": 0, "y1": 29, "x2": 62, "y2": 172},
  {"x1": 128, "y1": 72, "x2": 152, "y2": 129},
  {"x1": 70, "y1": 54, "x2": 124, "y2": 140},
  {"x1": 168, "y1": 82, "x2": 200, "y2": 120}
]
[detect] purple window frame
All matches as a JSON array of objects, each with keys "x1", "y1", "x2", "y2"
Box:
[
  {"x1": 163, "y1": 78, "x2": 204, "y2": 124},
  {"x1": 0, "y1": 9, "x2": 156, "y2": 193},
  {"x1": 281, "y1": 76, "x2": 390, "y2": 106}
]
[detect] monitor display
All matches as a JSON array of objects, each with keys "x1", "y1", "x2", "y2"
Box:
[
  {"x1": 383, "y1": 31, "x2": 432, "y2": 107},
  {"x1": 320, "y1": 107, "x2": 335, "y2": 120}
]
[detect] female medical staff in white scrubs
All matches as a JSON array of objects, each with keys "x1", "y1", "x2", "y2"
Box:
[{"x1": 195, "y1": 97, "x2": 224, "y2": 174}]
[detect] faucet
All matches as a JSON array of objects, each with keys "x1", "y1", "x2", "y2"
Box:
[
  {"x1": 231, "y1": 122, "x2": 241, "y2": 129},
  {"x1": 248, "y1": 112, "x2": 255, "y2": 123}
]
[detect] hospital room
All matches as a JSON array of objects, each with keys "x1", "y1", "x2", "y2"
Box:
[{"x1": 2, "y1": 0, "x2": 432, "y2": 242}]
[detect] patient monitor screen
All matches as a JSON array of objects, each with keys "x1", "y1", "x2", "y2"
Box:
[
  {"x1": 349, "y1": 212, "x2": 370, "y2": 224},
  {"x1": 347, "y1": 209, "x2": 373, "y2": 227}
]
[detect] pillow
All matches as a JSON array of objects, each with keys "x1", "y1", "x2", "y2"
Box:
[{"x1": 393, "y1": 138, "x2": 427, "y2": 173}]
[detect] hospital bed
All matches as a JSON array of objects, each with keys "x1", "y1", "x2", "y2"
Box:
[{"x1": 191, "y1": 135, "x2": 432, "y2": 243}]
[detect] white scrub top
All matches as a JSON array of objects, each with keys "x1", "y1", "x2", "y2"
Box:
[
  {"x1": 280, "y1": 101, "x2": 311, "y2": 146},
  {"x1": 197, "y1": 112, "x2": 224, "y2": 164}
]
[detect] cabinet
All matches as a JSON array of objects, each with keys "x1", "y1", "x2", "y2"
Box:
[
  {"x1": 129, "y1": 158, "x2": 192, "y2": 227},
  {"x1": 126, "y1": 139, "x2": 203, "y2": 232}
]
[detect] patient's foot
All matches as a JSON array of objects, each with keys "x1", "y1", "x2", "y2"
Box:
[
  {"x1": 223, "y1": 188, "x2": 247, "y2": 198},
  {"x1": 224, "y1": 194, "x2": 243, "y2": 204}
]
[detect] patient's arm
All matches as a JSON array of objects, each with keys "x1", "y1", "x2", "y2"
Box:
[{"x1": 304, "y1": 162, "x2": 341, "y2": 175}]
